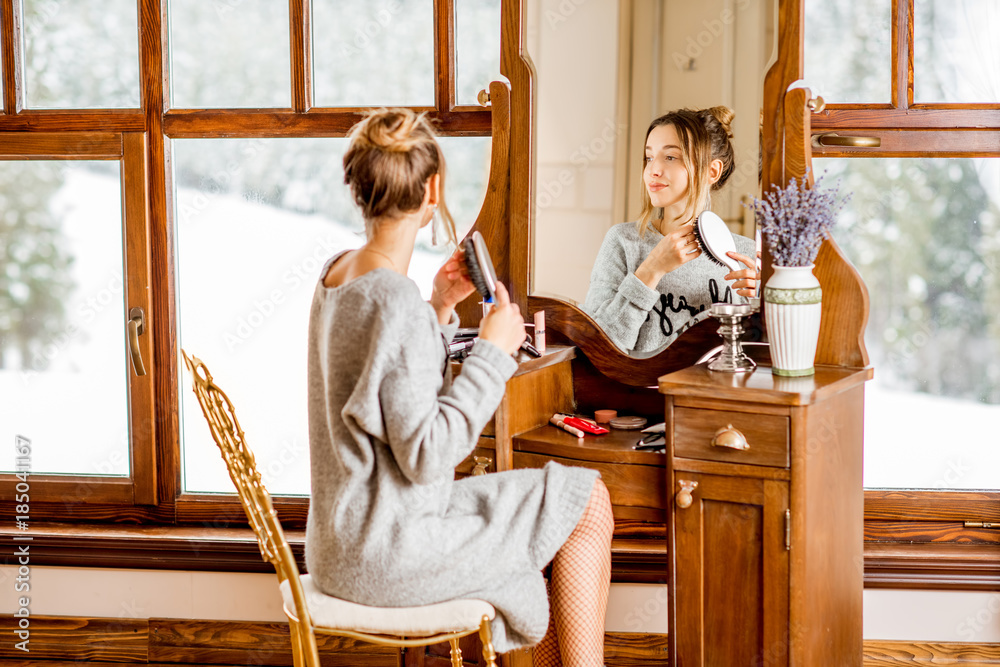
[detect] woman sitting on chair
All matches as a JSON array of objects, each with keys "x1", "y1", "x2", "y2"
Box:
[{"x1": 306, "y1": 108, "x2": 613, "y2": 667}]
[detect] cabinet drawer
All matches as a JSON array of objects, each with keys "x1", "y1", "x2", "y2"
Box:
[
  {"x1": 513, "y1": 451, "x2": 666, "y2": 513},
  {"x1": 673, "y1": 407, "x2": 789, "y2": 468}
]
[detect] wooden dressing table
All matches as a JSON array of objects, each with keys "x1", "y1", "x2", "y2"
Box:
[
  {"x1": 436, "y1": 1, "x2": 871, "y2": 664},
  {"x1": 457, "y1": 356, "x2": 870, "y2": 666},
  {"x1": 457, "y1": 356, "x2": 870, "y2": 663}
]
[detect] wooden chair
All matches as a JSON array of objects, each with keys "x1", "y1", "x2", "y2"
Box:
[{"x1": 181, "y1": 350, "x2": 498, "y2": 667}]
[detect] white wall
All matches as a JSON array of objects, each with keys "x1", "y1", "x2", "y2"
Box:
[
  {"x1": 527, "y1": 0, "x2": 622, "y2": 304},
  {"x1": 3, "y1": 566, "x2": 998, "y2": 642}
]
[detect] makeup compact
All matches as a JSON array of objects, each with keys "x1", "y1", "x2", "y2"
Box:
[{"x1": 694, "y1": 210, "x2": 740, "y2": 271}]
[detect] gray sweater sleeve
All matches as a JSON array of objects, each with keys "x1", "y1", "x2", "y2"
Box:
[
  {"x1": 373, "y1": 305, "x2": 517, "y2": 485},
  {"x1": 582, "y1": 226, "x2": 659, "y2": 351}
]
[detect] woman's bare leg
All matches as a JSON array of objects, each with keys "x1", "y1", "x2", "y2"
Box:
[{"x1": 533, "y1": 478, "x2": 613, "y2": 667}]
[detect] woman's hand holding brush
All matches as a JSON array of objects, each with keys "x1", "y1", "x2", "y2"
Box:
[
  {"x1": 430, "y1": 248, "x2": 475, "y2": 325},
  {"x1": 479, "y1": 282, "x2": 526, "y2": 355},
  {"x1": 634, "y1": 220, "x2": 701, "y2": 289}
]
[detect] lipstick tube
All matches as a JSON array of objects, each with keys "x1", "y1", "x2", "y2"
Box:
[
  {"x1": 533, "y1": 311, "x2": 546, "y2": 354},
  {"x1": 549, "y1": 414, "x2": 584, "y2": 438}
]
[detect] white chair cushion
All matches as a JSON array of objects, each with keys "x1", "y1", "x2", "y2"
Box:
[{"x1": 280, "y1": 575, "x2": 495, "y2": 637}]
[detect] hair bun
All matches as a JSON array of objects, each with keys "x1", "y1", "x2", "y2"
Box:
[
  {"x1": 354, "y1": 109, "x2": 424, "y2": 153},
  {"x1": 704, "y1": 106, "x2": 735, "y2": 139}
]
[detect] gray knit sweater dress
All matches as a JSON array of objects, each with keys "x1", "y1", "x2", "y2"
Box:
[
  {"x1": 305, "y1": 254, "x2": 599, "y2": 652},
  {"x1": 583, "y1": 222, "x2": 756, "y2": 353}
]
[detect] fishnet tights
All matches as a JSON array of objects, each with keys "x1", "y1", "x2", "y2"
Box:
[{"x1": 533, "y1": 478, "x2": 613, "y2": 667}]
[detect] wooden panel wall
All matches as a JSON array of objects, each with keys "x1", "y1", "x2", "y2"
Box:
[{"x1": 0, "y1": 616, "x2": 997, "y2": 666}]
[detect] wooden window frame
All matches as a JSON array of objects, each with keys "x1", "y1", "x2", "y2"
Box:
[
  {"x1": 808, "y1": 0, "x2": 1000, "y2": 545},
  {"x1": 0, "y1": 0, "x2": 493, "y2": 528}
]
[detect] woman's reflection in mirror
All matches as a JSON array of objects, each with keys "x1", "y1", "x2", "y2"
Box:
[{"x1": 583, "y1": 107, "x2": 759, "y2": 353}]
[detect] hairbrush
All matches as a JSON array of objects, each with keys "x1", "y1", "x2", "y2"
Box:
[
  {"x1": 462, "y1": 231, "x2": 540, "y2": 358},
  {"x1": 693, "y1": 210, "x2": 740, "y2": 271},
  {"x1": 462, "y1": 231, "x2": 498, "y2": 303}
]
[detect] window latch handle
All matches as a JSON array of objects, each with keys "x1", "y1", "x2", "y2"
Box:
[
  {"x1": 128, "y1": 307, "x2": 147, "y2": 377},
  {"x1": 813, "y1": 133, "x2": 881, "y2": 148}
]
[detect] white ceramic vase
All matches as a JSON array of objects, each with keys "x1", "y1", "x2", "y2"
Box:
[{"x1": 764, "y1": 264, "x2": 822, "y2": 377}]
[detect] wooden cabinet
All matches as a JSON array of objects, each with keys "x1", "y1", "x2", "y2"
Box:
[
  {"x1": 661, "y1": 363, "x2": 871, "y2": 667},
  {"x1": 670, "y1": 471, "x2": 789, "y2": 666}
]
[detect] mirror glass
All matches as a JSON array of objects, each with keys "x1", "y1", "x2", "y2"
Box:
[{"x1": 525, "y1": 0, "x2": 775, "y2": 355}]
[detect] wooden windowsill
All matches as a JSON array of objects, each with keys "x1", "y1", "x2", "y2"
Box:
[
  {"x1": 864, "y1": 542, "x2": 1000, "y2": 590},
  {"x1": 0, "y1": 522, "x2": 304, "y2": 573},
  {"x1": 3, "y1": 523, "x2": 996, "y2": 591}
]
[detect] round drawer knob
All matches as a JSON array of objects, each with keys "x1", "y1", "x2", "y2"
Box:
[
  {"x1": 712, "y1": 424, "x2": 749, "y2": 451},
  {"x1": 471, "y1": 456, "x2": 492, "y2": 476},
  {"x1": 675, "y1": 480, "x2": 698, "y2": 509}
]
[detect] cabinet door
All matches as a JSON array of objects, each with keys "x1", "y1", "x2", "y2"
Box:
[{"x1": 670, "y1": 472, "x2": 789, "y2": 667}]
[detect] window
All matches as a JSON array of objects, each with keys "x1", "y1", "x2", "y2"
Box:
[
  {"x1": 0, "y1": 133, "x2": 156, "y2": 506},
  {"x1": 805, "y1": 0, "x2": 1000, "y2": 535},
  {"x1": 0, "y1": 2, "x2": 499, "y2": 521}
]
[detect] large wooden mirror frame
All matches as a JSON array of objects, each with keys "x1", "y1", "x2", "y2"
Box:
[{"x1": 464, "y1": 0, "x2": 869, "y2": 394}]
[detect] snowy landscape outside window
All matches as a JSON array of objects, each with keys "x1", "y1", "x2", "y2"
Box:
[
  {"x1": 168, "y1": 0, "x2": 291, "y2": 108},
  {"x1": 803, "y1": 0, "x2": 891, "y2": 104},
  {"x1": 312, "y1": 0, "x2": 435, "y2": 107},
  {"x1": 456, "y1": 1, "x2": 503, "y2": 105},
  {"x1": 21, "y1": 0, "x2": 140, "y2": 109},
  {"x1": 913, "y1": 0, "x2": 1000, "y2": 104},
  {"x1": 0, "y1": 161, "x2": 131, "y2": 476}
]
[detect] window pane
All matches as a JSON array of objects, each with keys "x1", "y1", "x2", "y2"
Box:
[
  {"x1": 804, "y1": 0, "x2": 891, "y2": 103},
  {"x1": 168, "y1": 0, "x2": 291, "y2": 108},
  {"x1": 456, "y1": 0, "x2": 502, "y2": 105},
  {"x1": 914, "y1": 0, "x2": 1000, "y2": 103},
  {"x1": 174, "y1": 136, "x2": 490, "y2": 494},
  {"x1": 21, "y1": 0, "x2": 140, "y2": 109},
  {"x1": 312, "y1": 0, "x2": 434, "y2": 107},
  {"x1": 0, "y1": 161, "x2": 129, "y2": 475},
  {"x1": 815, "y1": 157, "x2": 1000, "y2": 490}
]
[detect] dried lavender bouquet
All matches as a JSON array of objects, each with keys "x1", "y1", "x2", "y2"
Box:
[{"x1": 748, "y1": 173, "x2": 850, "y2": 267}]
